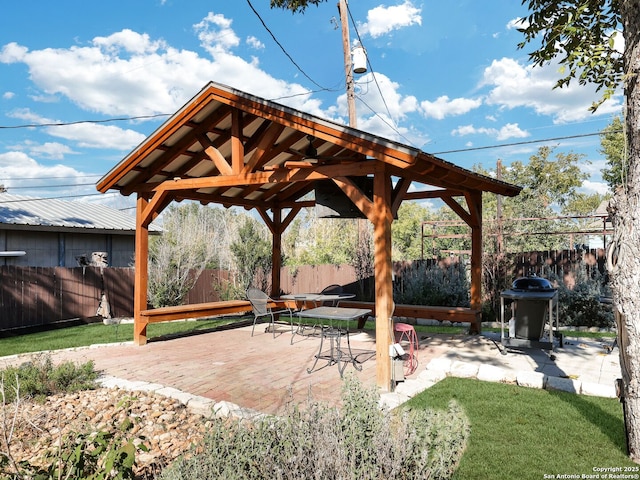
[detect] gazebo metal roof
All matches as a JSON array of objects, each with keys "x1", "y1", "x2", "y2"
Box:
[{"x1": 97, "y1": 81, "x2": 519, "y2": 206}]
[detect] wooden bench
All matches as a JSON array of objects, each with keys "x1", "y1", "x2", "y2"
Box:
[
  {"x1": 337, "y1": 301, "x2": 481, "y2": 333},
  {"x1": 140, "y1": 300, "x2": 254, "y2": 324}
]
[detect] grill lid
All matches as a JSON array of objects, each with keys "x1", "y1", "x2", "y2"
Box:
[{"x1": 511, "y1": 275, "x2": 555, "y2": 292}]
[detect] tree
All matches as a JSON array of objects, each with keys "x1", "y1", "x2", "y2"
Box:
[
  {"x1": 269, "y1": 0, "x2": 323, "y2": 13},
  {"x1": 392, "y1": 202, "x2": 430, "y2": 260},
  {"x1": 474, "y1": 147, "x2": 590, "y2": 252},
  {"x1": 284, "y1": 209, "x2": 357, "y2": 266},
  {"x1": 601, "y1": 115, "x2": 628, "y2": 190},
  {"x1": 148, "y1": 204, "x2": 226, "y2": 307},
  {"x1": 519, "y1": 0, "x2": 640, "y2": 462},
  {"x1": 230, "y1": 217, "x2": 273, "y2": 291}
]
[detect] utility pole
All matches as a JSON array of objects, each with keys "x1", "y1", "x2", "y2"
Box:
[
  {"x1": 496, "y1": 159, "x2": 504, "y2": 256},
  {"x1": 338, "y1": 0, "x2": 357, "y2": 128}
]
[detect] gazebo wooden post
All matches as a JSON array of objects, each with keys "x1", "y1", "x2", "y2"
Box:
[
  {"x1": 469, "y1": 190, "x2": 483, "y2": 334},
  {"x1": 134, "y1": 194, "x2": 150, "y2": 346},
  {"x1": 373, "y1": 167, "x2": 394, "y2": 391},
  {"x1": 271, "y1": 207, "x2": 283, "y2": 297}
]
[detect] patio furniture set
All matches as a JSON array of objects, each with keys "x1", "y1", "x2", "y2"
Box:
[{"x1": 246, "y1": 286, "x2": 420, "y2": 378}]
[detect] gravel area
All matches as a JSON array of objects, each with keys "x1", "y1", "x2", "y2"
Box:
[{"x1": 2, "y1": 387, "x2": 213, "y2": 479}]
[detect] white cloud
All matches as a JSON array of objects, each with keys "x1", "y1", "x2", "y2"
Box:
[
  {"x1": 93, "y1": 29, "x2": 166, "y2": 55},
  {"x1": 8, "y1": 109, "x2": 146, "y2": 150},
  {"x1": 581, "y1": 179, "x2": 611, "y2": 196},
  {"x1": 480, "y1": 57, "x2": 623, "y2": 123},
  {"x1": 0, "y1": 42, "x2": 28, "y2": 63},
  {"x1": 451, "y1": 125, "x2": 479, "y2": 137},
  {"x1": 355, "y1": 72, "x2": 418, "y2": 121},
  {"x1": 2, "y1": 91, "x2": 15, "y2": 100},
  {"x1": 359, "y1": 1, "x2": 422, "y2": 38},
  {"x1": 506, "y1": 17, "x2": 528, "y2": 30},
  {"x1": 18, "y1": 141, "x2": 77, "y2": 160},
  {"x1": 420, "y1": 95, "x2": 482, "y2": 120},
  {"x1": 0, "y1": 12, "x2": 324, "y2": 120},
  {"x1": 246, "y1": 36, "x2": 264, "y2": 50},
  {"x1": 194, "y1": 12, "x2": 240, "y2": 54},
  {"x1": 451, "y1": 122, "x2": 529, "y2": 141},
  {"x1": 47, "y1": 123, "x2": 146, "y2": 150},
  {"x1": 0, "y1": 151, "x2": 84, "y2": 184}
]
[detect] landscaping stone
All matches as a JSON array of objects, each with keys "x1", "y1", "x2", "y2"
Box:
[
  {"x1": 417, "y1": 368, "x2": 447, "y2": 383},
  {"x1": 517, "y1": 371, "x2": 547, "y2": 389},
  {"x1": 395, "y1": 379, "x2": 429, "y2": 398},
  {"x1": 417, "y1": 318, "x2": 442, "y2": 326},
  {"x1": 213, "y1": 400, "x2": 262, "y2": 420},
  {"x1": 155, "y1": 386, "x2": 195, "y2": 404},
  {"x1": 4, "y1": 387, "x2": 213, "y2": 478},
  {"x1": 426, "y1": 357, "x2": 452, "y2": 374},
  {"x1": 582, "y1": 381, "x2": 617, "y2": 398},
  {"x1": 450, "y1": 360, "x2": 479, "y2": 379},
  {"x1": 477, "y1": 364, "x2": 509, "y2": 383},
  {"x1": 546, "y1": 376, "x2": 581, "y2": 393}
]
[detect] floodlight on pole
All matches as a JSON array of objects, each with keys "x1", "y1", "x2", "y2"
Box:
[{"x1": 352, "y1": 42, "x2": 367, "y2": 74}]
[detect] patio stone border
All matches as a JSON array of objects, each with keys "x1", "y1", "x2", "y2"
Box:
[
  {"x1": 98, "y1": 375, "x2": 266, "y2": 420},
  {"x1": 379, "y1": 356, "x2": 617, "y2": 410}
]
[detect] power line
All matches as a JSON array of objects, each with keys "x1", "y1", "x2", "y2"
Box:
[
  {"x1": 0, "y1": 113, "x2": 170, "y2": 130},
  {"x1": 5, "y1": 182, "x2": 97, "y2": 189},
  {"x1": 0, "y1": 192, "x2": 118, "y2": 204},
  {"x1": 246, "y1": 0, "x2": 338, "y2": 92},
  {"x1": 268, "y1": 83, "x2": 344, "y2": 102},
  {"x1": 431, "y1": 130, "x2": 622, "y2": 155},
  {"x1": 0, "y1": 174, "x2": 101, "y2": 180}
]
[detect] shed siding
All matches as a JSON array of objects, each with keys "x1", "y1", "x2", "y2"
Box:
[{"x1": 1, "y1": 230, "x2": 135, "y2": 267}]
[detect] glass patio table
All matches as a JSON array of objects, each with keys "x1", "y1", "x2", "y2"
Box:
[
  {"x1": 295, "y1": 306, "x2": 372, "y2": 377},
  {"x1": 281, "y1": 293, "x2": 356, "y2": 342}
]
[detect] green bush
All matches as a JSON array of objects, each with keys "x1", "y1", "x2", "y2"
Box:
[
  {"x1": 394, "y1": 261, "x2": 470, "y2": 307},
  {"x1": 23, "y1": 423, "x2": 143, "y2": 480},
  {"x1": 542, "y1": 265, "x2": 613, "y2": 328},
  {"x1": 159, "y1": 376, "x2": 469, "y2": 480},
  {"x1": 0, "y1": 354, "x2": 98, "y2": 404}
]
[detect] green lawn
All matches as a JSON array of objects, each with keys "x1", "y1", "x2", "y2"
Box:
[
  {"x1": 0, "y1": 316, "x2": 249, "y2": 357},
  {"x1": 406, "y1": 377, "x2": 636, "y2": 480}
]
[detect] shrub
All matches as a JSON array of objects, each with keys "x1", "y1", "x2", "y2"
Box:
[
  {"x1": 25, "y1": 423, "x2": 142, "y2": 480},
  {"x1": 1, "y1": 357, "x2": 144, "y2": 479},
  {"x1": 542, "y1": 265, "x2": 614, "y2": 329},
  {"x1": 159, "y1": 376, "x2": 469, "y2": 480},
  {"x1": 0, "y1": 354, "x2": 98, "y2": 404},
  {"x1": 394, "y1": 260, "x2": 470, "y2": 307}
]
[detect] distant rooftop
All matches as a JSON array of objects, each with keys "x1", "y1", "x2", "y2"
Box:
[{"x1": 0, "y1": 193, "x2": 161, "y2": 233}]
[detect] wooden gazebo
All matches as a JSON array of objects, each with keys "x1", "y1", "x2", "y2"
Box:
[{"x1": 97, "y1": 81, "x2": 521, "y2": 390}]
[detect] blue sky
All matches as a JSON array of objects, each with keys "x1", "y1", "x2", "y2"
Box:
[{"x1": 0, "y1": 0, "x2": 623, "y2": 211}]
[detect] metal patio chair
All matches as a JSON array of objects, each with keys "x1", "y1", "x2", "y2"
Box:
[
  {"x1": 319, "y1": 284, "x2": 344, "y2": 306},
  {"x1": 246, "y1": 287, "x2": 294, "y2": 337}
]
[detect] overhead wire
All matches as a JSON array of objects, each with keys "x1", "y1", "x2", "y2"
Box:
[
  {"x1": 431, "y1": 130, "x2": 623, "y2": 155},
  {"x1": 0, "y1": 174, "x2": 101, "y2": 180},
  {"x1": 0, "y1": 192, "x2": 119, "y2": 203},
  {"x1": 0, "y1": 113, "x2": 170, "y2": 130},
  {"x1": 268, "y1": 82, "x2": 344, "y2": 102},
  {"x1": 6, "y1": 182, "x2": 97, "y2": 189},
  {"x1": 246, "y1": 0, "x2": 340, "y2": 93}
]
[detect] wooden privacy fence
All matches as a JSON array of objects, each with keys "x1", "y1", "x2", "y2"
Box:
[
  {"x1": 1, "y1": 249, "x2": 606, "y2": 332},
  {"x1": 0, "y1": 267, "x2": 232, "y2": 332},
  {"x1": 0, "y1": 267, "x2": 135, "y2": 331}
]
